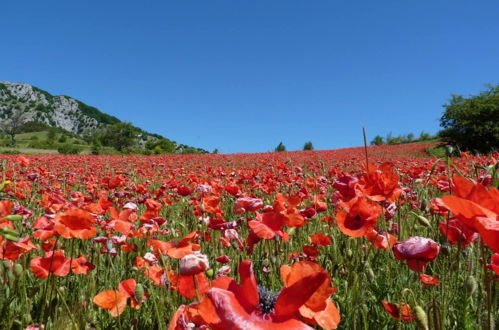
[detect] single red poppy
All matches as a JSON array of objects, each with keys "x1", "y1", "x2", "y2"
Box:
[
  {"x1": 419, "y1": 274, "x2": 439, "y2": 286},
  {"x1": 393, "y1": 236, "x2": 440, "y2": 272},
  {"x1": 71, "y1": 255, "x2": 95, "y2": 274},
  {"x1": 335, "y1": 196, "x2": 382, "y2": 238},
  {"x1": 439, "y1": 217, "x2": 478, "y2": 247},
  {"x1": 54, "y1": 209, "x2": 97, "y2": 239},
  {"x1": 203, "y1": 260, "x2": 330, "y2": 329},
  {"x1": 381, "y1": 300, "x2": 415, "y2": 322},
  {"x1": 30, "y1": 250, "x2": 71, "y2": 279}
]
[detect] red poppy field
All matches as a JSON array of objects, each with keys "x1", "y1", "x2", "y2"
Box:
[{"x1": 0, "y1": 143, "x2": 498, "y2": 329}]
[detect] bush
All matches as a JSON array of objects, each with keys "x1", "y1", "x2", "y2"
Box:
[
  {"x1": 57, "y1": 143, "x2": 82, "y2": 154},
  {"x1": 275, "y1": 142, "x2": 286, "y2": 152},
  {"x1": 439, "y1": 85, "x2": 499, "y2": 154},
  {"x1": 303, "y1": 141, "x2": 314, "y2": 151}
]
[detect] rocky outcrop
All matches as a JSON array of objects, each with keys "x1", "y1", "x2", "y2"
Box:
[{"x1": 0, "y1": 81, "x2": 107, "y2": 134}]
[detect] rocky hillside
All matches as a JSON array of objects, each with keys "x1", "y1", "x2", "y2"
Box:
[{"x1": 0, "y1": 81, "x2": 205, "y2": 152}]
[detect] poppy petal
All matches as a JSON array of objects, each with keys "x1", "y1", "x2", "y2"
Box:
[{"x1": 274, "y1": 271, "x2": 328, "y2": 316}]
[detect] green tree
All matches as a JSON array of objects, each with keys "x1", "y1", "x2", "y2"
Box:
[
  {"x1": 439, "y1": 85, "x2": 499, "y2": 153},
  {"x1": 370, "y1": 135, "x2": 385, "y2": 145},
  {"x1": 47, "y1": 127, "x2": 57, "y2": 140},
  {"x1": 303, "y1": 141, "x2": 314, "y2": 150},
  {"x1": 0, "y1": 109, "x2": 26, "y2": 146},
  {"x1": 102, "y1": 122, "x2": 137, "y2": 152},
  {"x1": 275, "y1": 142, "x2": 286, "y2": 152}
]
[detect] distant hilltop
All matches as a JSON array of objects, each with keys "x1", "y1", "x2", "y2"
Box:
[{"x1": 0, "y1": 81, "x2": 206, "y2": 153}]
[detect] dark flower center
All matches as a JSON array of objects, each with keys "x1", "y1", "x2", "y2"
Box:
[
  {"x1": 258, "y1": 285, "x2": 279, "y2": 315},
  {"x1": 345, "y1": 214, "x2": 364, "y2": 230}
]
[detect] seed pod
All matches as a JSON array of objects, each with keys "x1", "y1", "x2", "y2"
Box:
[
  {"x1": 465, "y1": 276, "x2": 477, "y2": 295},
  {"x1": 5, "y1": 214, "x2": 23, "y2": 221},
  {"x1": 13, "y1": 263, "x2": 23, "y2": 277},
  {"x1": 366, "y1": 267, "x2": 375, "y2": 281},
  {"x1": 2, "y1": 234, "x2": 19, "y2": 242},
  {"x1": 206, "y1": 269, "x2": 214, "y2": 277},
  {"x1": 401, "y1": 288, "x2": 412, "y2": 298},
  {"x1": 415, "y1": 214, "x2": 431, "y2": 227},
  {"x1": 414, "y1": 305, "x2": 429, "y2": 330},
  {"x1": 346, "y1": 249, "x2": 353, "y2": 258},
  {"x1": 7, "y1": 269, "x2": 15, "y2": 283},
  {"x1": 135, "y1": 284, "x2": 145, "y2": 302}
]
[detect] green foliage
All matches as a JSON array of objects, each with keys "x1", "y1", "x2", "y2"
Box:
[
  {"x1": 145, "y1": 138, "x2": 176, "y2": 154},
  {"x1": 57, "y1": 143, "x2": 82, "y2": 154},
  {"x1": 370, "y1": 132, "x2": 436, "y2": 146},
  {"x1": 275, "y1": 142, "x2": 286, "y2": 152},
  {"x1": 101, "y1": 122, "x2": 137, "y2": 152},
  {"x1": 439, "y1": 85, "x2": 499, "y2": 154},
  {"x1": 75, "y1": 100, "x2": 120, "y2": 125},
  {"x1": 370, "y1": 135, "x2": 384, "y2": 146},
  {"x1": 58, "y1": 135, "x2": 68, "y2": 143},
  {"x1": 47, "y1": 127, "x2": 57, "y2": 140},
  {"x1": 212, "y1": 148, "x2": 219, "y2": 154},
  {"x1": 303, "y1": 141, "x2": 314, "y2": 151},
  {"x1": 91, "y1": 139, "x2": 102, "y2": 155}
]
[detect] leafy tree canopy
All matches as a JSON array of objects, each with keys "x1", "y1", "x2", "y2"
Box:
[{"x1": 439, "y1": 85, "x2": 499, "y2": 154}]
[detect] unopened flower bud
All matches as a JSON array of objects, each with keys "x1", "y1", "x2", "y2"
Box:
[{"x1": 414, "y1": 306, "x2": 429, "y2": 330}]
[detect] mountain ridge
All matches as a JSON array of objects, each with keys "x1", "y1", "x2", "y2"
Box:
[{"x1": 0, "y1": 81, "x2": 206, "y2": 153}]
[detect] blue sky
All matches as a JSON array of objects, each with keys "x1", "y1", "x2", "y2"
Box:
[{"x1": 1, "y1": 1, "x2": 498, "y2": 153}]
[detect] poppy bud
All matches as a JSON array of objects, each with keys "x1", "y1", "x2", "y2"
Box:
[
  {"x1": 262, "y1": 258, "x2": 270, "y2": 267},
  {"x1": 414, "y1": 306, "x2": 428, "y2": 330},
  {"x1": 401, "y1": 288, "x2": 412, "y2": 297},
  {"x1": 5, "y1": 214, "x2": 23, "y2": 221},
  {"x1": 206, "y1": 269, "x2": 214, "y2": 277},
  {"x1": 7, "y1": 269, "x2": 15, "y2": 283},
  {"x1": 2, "y1": 234, "x2": 19, "y2": 242},
  {"x1": 14, "y1": 263, "x2": 23, "y2": 277},
  {"x1": 179, "y1": 252, "x2": 209, "y2": 276},
  {"x1": 1, "y1": 227, "x2": 19, "y2": 237},
  {"x1": 366, "y1": 267, "x2": 375, "y2": 281},
  {"x1": 465, "y1": 276, "x2": 477, "y2": 295},
  {"x1": 346, "y1": 249, "x2": 353, "y2": 258},
  {"x1": 414, "y1": 214, "x2": 431, "y2": 227},
  {"x1": 135, "y1": 284, "x2": 145, "y2": 302}
]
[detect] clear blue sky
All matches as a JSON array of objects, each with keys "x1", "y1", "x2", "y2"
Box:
[{"x1": 1, "y1": 1, "x2": 498, "y2": 153}]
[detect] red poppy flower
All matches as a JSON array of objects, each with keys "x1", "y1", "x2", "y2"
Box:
[
  {"x1": 71, "y1": 255, "x2": 95, "y2": 274},
  {"x1": 439, "y1": 217, "x2": 478, "y2": 247},
  {"x1": 280, "y1": 261, "x2": 340, "y2": 329},
  {"x1": 335, "y1": 196, "x2": 382, "y2": 238},
  {"x1": 365, "y1": 229, "x2": 397, "y2": 250},
  {"x1": 203, "y1": 260, "x2": 331, "y2": 329},
  {"x1": 381, "y1": 300, "x2": 415, "y2": 322},
  {"x1": 309, "y1": 233, "x2": 332, "y2": 247},
  {"x1": 179, "y1": 252, "x2": 210, "y2": 276},
  {"x1": 359, "y1": 163, "x2": 402, "y2": 202},
  {"x1": 419, "y1": 274, "x2": 439, "y2": 286},
  {"x1": 54, "y1": 209, "x2": 97, "y2": 239},
  {"x1": 147, "y1": 231, "x2": 201, "y2": 259},
  {"x1": 234, "y1": 197, "x2": 264, "y2": 214},
  {"x1": 0, "y1": 237, "x2": 37, "y2": 260},
  {"x1": 486, "y1": 253, "x2": 499, "y2": 275},
  {"x1": 393, "y1": 236, "x2": 440, "y2": 272},
  {"x1": 30, "y1": 250, "x2": 71, "y2": 279},
  {"x1": 94, "y1": 279, "x2": 147, "y2": 316}
]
